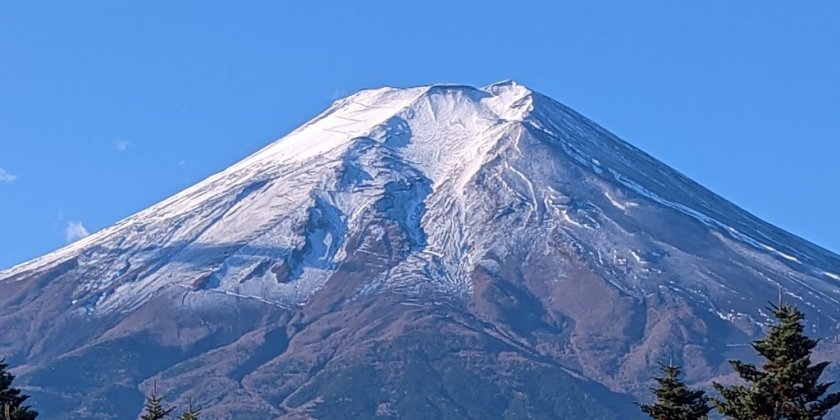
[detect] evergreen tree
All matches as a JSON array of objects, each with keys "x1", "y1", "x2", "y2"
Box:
[
  {"x1": 639, "y1": 362, "x2": 711, "y2": 419},
  {"x1": 0, "y1": 359, "x2": 37, "y2": 420},
  {"x1": 713, "y1": 303, "x2": 840, "y2": 419},
  {"x1": 140, "y1": 383, "x2": 175, "y2": 420},
  {"x1": 178, "y1": 399, "x2": 199, "y2": 420}
]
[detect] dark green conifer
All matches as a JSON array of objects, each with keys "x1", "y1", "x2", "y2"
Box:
[
  {"x1": 0, "y1": 359, "x2": 38, "y2": 420},
  {"x1": 713, "y1": 303, "x2": 840, "y2": 419},
  {"x1": 639, "y1": 362, "x2": 711, "y2": 419},
  {"x1": 140, "y1": 382, "x2": 175, "y2": 420},
  {"x1": 178, "y1": 398, "x2": 199, "y2": 420}
]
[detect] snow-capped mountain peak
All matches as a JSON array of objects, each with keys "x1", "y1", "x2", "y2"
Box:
[
  {"x1": 2, "y1": 80, "x2": 839, "y2": 318},
  {"x1": 1, "y1": 81, "x2": 538, "y2": 309},
  {"x1": 2, "y1": 81, "x2": 839, "y2": 419}
]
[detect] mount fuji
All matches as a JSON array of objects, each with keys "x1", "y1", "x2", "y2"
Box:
[{"x1": 1, "y1": 81, "x2": 838, "y2": 419}]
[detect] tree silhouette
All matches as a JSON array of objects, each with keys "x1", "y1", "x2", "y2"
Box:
[
  {"x1": 0, "y1": 359, "x2": 37, "y2": 420},
  {"x1": 140, "y1": 382, "x2": 175, "y2": 420},
  {"x1": 713, "y1": 303, "x2": 840, "y2": 419},
  {"x1": 639, "y1": 362, "x2": 711, "y2": 419}
]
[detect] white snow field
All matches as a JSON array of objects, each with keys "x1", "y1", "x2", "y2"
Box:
[{"x1": 2, "y1": 81, "x2": 839, "y2": 321}]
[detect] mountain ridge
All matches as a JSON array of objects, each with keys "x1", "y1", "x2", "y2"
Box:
[{"x1": 1, "y1": 81, "x2": 838, "y2": 419}]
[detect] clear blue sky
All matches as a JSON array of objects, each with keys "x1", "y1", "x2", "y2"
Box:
[{"x1": 1, "y1": 1, "x2": 838, "y2": 269}]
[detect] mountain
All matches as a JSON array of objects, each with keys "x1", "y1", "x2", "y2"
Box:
[{"x1": 1, "y1": 81, "x2": 839, "y2": 419}]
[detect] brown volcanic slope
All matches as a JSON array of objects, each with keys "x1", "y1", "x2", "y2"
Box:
[{"x1": 1, "y1": 82, "x2": 839, "y2": 419}]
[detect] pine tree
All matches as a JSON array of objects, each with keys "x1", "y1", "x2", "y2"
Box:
[
  {"x1": 0, "y1": 359, "x2": 38, "y2": 420},
  {"x1": 638, "y1": 362, "x2": 711, "y2": 419},
  {"x1": 713, "y1": 303, "x2": 840, "y2": 419},
  {"x1": 178, "y1": 398, "x2": 199, "y2": 420},
  {"x1": 140, "y1": 383, "x2": 175, "y2": 420}
]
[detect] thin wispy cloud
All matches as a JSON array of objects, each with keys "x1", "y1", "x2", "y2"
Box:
[
  {"x1": 65, "y1": 221, "x2": 90, "y2": 243},
  {"x1": 331, "y1": 88, "x2": 348, "y2": 100},
  {"x1": 0, "y1": 167, "x2": 17, "y2": 183},
  {"x1": 115, "y1": 139, "x2": 130, "y2": 152}
]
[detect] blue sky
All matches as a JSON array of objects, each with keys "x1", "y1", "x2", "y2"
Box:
[{"x1": 1, "y1": 1, "x2": 838, "y2": 269}]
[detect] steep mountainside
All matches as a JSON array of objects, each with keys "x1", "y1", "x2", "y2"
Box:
[{"x1": 1, "y1": 81, "x2": 838, "y2": 419}]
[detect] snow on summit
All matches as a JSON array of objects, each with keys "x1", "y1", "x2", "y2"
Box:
[
  {"x1": 2, "y1": 81, "x2": 839, "y2": 320},
  {"x1": 0, "y1": 81, "x2": 538, "y2": 308}
]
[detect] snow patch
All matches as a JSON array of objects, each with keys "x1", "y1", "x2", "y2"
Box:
[
  {"x1": 604, "y1": 191, "x2": 637, "y2": 211},
  {"x1": 823, "y1": 271, "x2": 840, "y2": 281},
  {"x1": 762, "y1": 245, "x2": 801, "y2": 263}
]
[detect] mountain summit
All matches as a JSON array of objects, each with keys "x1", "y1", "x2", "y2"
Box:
[{"x1": 1, "y1": 81, "x2": 839, "y2": 419}]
